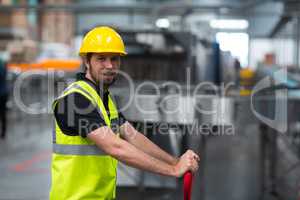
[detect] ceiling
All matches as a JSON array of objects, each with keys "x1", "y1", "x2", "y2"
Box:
[
  {"x1": 141, "y1": 0, "x2": 300, "y2": 38},
  {"x1": 78, "y1": 0, "x2": 299, "y2": 37},
  {"x1": 2, "y1": 0, "x2": 299, "y2": 38}
]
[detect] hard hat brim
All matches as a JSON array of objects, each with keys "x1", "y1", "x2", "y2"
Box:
[{"x1": 79, "y1": 51, "x2": 127, "y2": 57}]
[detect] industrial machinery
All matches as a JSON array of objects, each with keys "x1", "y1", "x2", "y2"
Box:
[{"x1": 253, "y1": 65, "x2": 300, "y2": 200}]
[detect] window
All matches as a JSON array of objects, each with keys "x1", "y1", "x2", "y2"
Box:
[{"x1": 216, "y1": 32, "x2": 249, "y2": 67}]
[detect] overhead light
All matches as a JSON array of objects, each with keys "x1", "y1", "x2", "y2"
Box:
[
  {"x1": 156, "y1": 18, "x2": 170, "y2": 29},
  {"x1": 210, "y1": 19, "x2": 249, "y2": 30}
]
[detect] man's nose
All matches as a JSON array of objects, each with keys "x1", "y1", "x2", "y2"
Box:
[{"x1": 104, "y1": 59, "x2": 113, "y2": 69}]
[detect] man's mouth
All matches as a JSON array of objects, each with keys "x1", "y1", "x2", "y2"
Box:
[{"x1": 103, "y1": 72, "x2": 116, "y2": 76}]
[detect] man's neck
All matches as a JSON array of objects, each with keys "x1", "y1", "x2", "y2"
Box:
[{"x1": 85, "y1": 73, "x2": 109, "y2": 92}]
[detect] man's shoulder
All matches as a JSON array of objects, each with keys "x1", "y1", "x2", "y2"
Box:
[{"x1": 55, "y1": 91, "x2": 95, "y2": 112}]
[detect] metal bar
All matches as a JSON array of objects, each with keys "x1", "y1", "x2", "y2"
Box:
[
  {"x1": 0, "y1": 4, "x2": 295, "y2": 17},
  {"x1": 295, "y1": 17, "x2": 300, "y2": 67},
  {"x1": 269, "y1": 128, "x2": 278, "y2": 195},
  {"x1": 241, "y1": 0, "x2": 272, "y2": 10},
  {"x1": 0, "y1": 4, "x2": 152, "y2": 13},
  {"x1": 259, "y1": 124, "x2": 268, "y2": 200},
  {"x1": 269, "y1": 16, "x2": 292, "y2": 38}
]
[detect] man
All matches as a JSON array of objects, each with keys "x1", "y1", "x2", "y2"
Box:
[{"x1": 50, "y1": 26, "x2": 199, "y2": 200}]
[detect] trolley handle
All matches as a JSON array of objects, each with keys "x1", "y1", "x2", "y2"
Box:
[{"x1": 183, "y1": 171, "x2": 194, "y2": 200}]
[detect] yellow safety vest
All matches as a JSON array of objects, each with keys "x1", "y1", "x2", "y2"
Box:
[{"x1": 50, "y1": 80, "x2": 119, "y2": 200}]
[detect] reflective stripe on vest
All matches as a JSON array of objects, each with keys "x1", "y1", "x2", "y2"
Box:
[
  {"x1": 53, "y1": 144, "x2": 106, "y2": 155},
  {"x1": 54, "y1": 83, "x2": 97, "y2": 108},
  {"x1": 53, "y1": 81, "x2": 111, "y2": 126},
  {"x1": 52, "y1": 120, "x2": 56, "y2": 143},
  {"x1": 76, "y1": 81, "x2": 112, "y2": 126}
]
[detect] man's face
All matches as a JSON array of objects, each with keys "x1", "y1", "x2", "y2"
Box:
[{"x1": 86, "y1": 53, "x2": 121, "y2": 86}]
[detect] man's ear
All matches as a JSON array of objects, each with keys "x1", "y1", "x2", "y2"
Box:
[{"x1": 83, "y1": 57, "x2": 90, "y2": 70}]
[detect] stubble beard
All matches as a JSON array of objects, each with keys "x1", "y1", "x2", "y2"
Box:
[{"x1": 91, "y1": 69, "x2": 116, "y2": 91}]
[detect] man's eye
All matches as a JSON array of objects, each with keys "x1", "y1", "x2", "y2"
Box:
[
  {"x1": 111, "y1": 57, "x2": 119, "y2": 62},
  {"x1": 98, "y1": 57, "x2": 106, "y2": 61}
]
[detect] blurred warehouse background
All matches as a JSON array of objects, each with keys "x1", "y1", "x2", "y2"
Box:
[{"x1": 0, "y1": 0, "x2": 300, "y2": 200}]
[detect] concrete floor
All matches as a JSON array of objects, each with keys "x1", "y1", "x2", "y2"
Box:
[
  {"x1": 0, "y1": 113, "x2": 51, "y2": 200},
  {"x1": 0, "y1": 98, "x2": 264, "y2": 200}
]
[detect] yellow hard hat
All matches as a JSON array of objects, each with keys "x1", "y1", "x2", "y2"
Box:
[
  {"x1": 79, "y1": 26, "x2": 127, "y2": 56},
  {"x1": 240, "y1": 68, "x2": 255, "y2": 79}
]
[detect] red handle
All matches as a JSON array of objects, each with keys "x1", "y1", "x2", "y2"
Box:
[{"x1": 183, "y1": 172, "x2": 193, "y2": 200}]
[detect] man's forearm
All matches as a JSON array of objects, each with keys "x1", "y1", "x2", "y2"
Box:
[
  {"x1": 132, "y1": 133, "x2": 178, "y2": 165},
  {"x1": 88, "y1": 126, "x2": 178, "y2": 177},
  {"x1": 121, "y1": 122, "x2": 178, "y2": 165},
  {"x1": 112, "y1": 138, "x2": 178, "y2": 177}
]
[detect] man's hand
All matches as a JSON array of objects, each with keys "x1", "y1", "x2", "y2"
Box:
[{"x1": 173, "y1": 150, "x2": 200, "y2": 178}]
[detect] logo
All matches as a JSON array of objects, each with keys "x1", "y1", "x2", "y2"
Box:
[{"x1": 251, "y1": 69, "x2": 288, "y2": 133}]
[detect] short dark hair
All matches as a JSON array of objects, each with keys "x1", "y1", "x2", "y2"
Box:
[{"x1": 86, "y1": 53, "x2": 93, "y2": 63}]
